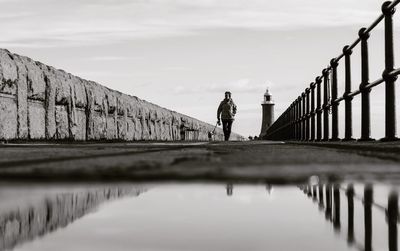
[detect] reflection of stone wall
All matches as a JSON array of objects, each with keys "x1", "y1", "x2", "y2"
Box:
[
  {"x1": 0, "y1": 186, "x2": 146, "y2": 250},
  {"x1": 0, "y1": 49, "x2": 244, "y2": 141}
]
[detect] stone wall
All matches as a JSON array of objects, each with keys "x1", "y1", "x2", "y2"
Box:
[{"x1": 0, "y1": 49, "x2": 243, "y2": 141}]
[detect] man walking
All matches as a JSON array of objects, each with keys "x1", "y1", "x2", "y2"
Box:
[{"x1": 217, "y1": 91, "x2": 237, "y2": 141}]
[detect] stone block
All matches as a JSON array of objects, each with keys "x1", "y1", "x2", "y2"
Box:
[
  {"x1": 141, "y1": 119, "x2": 150, "y2": 140},
  {"x1": 117, "y1": 95, "x2": 126, "y2": 116},
  {"x1": 133, "y1": 118, "x2": 142, "y2": 140},
  {"x1": 73, "y1": 109, "x2": 86, "y2": 141},
  {"x1": 12, "y1": 55, "x2": 29, "y2": 139},
  {"x1": 0, "y1": 50, "x2": 17, "y2": 96},
  {"x1": 55, "y1": 105, "x2": 69, "y2": 139},
  {"x1": 0, "y1": 97, "x2": 17, "y2": 140},
  {"x1": 92, "y1": 112, "x2": 107, "y2": 140},
  {"x1": 106, "y1": 115, "x2": 117, "y2": 140},
  {"x1": 19, "y1": 56, "x2": 46, "y2": 101},
  {"x1": 28, "y1": 101, "x2": 46, "y2": 139},
  {"x1": 106, "y1": 89, "x2": 117, "y2": 114},
  {"x1": 149, "y1": 120, "x2": 156, "y2": 140},
  {"x1": 126, "y1": 118, "x2": 135, "y2": 141},
  {"x1": 70, "y1": 75, "x2": 87, "y2": 108},
  {"x1": 54, "y1": 70, "x2": 71, "y2": 105},
  {"x1": 41, "y1": 66, "x2": 57, "y2": 139},
  {"x1": 117, "y1": 116, "x2": 127, "y2": 140}
]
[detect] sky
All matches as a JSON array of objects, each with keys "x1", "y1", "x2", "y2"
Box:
[{"x1": 0, "y1": 0, "x2": 399, "y2": 138}]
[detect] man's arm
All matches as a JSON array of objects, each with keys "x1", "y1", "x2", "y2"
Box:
[
  {"x1": 217, "y1": 102, "x2": 222, "y2": 121},
  {"x1": 232, "y1": 101, "x2": 237, "y2": 115}
]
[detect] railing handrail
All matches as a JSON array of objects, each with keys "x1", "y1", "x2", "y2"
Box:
[{"x1": 265, "y1": 0, "x2": 400, "y2": 141}]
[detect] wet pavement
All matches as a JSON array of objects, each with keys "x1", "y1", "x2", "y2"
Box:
[{"x1": 0, "y1": 141, "x2": 400, "y2": 183}]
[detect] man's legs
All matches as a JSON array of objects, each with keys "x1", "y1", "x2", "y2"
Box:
[
  {"x1": 226, "y1": 120, "x2": 233, "y2": 140},
  {"x1": 222, "y1": 119, "x2": 233, "y2": 141},
  {"x1": 222, "y1": 120, "x2": 228, "y2": 140}
]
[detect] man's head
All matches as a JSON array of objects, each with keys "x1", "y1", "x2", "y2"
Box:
[{"x1": 225, "y1": 91, "x2": 232, "y2": 100}]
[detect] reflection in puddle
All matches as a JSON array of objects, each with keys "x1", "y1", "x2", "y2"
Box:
[
  {"x1": 301, "y1": 183, "x2": 399, "y2": 251},
  {"x1": 0, "y1": 185, "x2": 147, "y2": 251},
  {"x1": 0, "y1": 182, "x2": 399, "y2": 251}
]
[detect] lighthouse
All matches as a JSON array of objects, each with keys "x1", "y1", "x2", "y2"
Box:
[{"x1": 260, "y1": 88, "x2": 275, "y2": 138}]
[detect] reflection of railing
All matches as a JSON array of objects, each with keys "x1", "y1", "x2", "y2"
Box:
[
  {"x1": 265, "y1": 0, "x2": 400, "y2": 141},
  {"x1": 301, "y1": 184, "x2": 399, "y2": 251},
  {"x1": 0, "y1": 186, "x2": 146, "y2": 250}
]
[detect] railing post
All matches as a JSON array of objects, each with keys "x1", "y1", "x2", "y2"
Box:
[
  {"x1": 330, "y1": 59, "x2": 340, "y2": 141},
  {"x1": 382, "y1": 1, "x2": 398, "y2": 141},
  {"x1": 312, "y1": 185, "x2": 317, "y2": 201},
  {"x1": 343, "y1": 45, "x2": 355, "y2": 141},
  {"x1": 288, "y1": 105, "x2": 291, "y2": 140},
  {"x1": 281, "y1": 113, "x2": 285, "y2": 139},
  {"x1": 388, "y1": 191, "x2": 398, "y2": 251},
  {"x1": 292, "y1": 102, "x2": 296, "y2": 140},
  {"x1": 346, "y1": 184, "x2": 355, "y2": 244},
  {"x1": 364, "y1": 185, "x2": 373, "y2": 251},
  {"x1": 294, "y1": 103, "x2": 297, "y2": 140},
  {"x1": 294, "y1": 99, "x2": 297, "y2": 140},
  {"x1": 318, "y1": 184, "x2": 324, "y2": 208},
  {"x1": 306, "y1": 88, "x2": 311, "y2": 141},
  {"x1": 323, "y1": 69, "x2": 330, "y2": 141},
  {"x1": 333, "y1": 184, "x2": 340, "y2": 230},
  {"x1": 302, "y1": 92, "x2": 306, "y2": 141},
  {"x1": 297, "y1": 96, "x2": 302, "y2": 141},
  {"x1": 359, "y1": 28, "x2": 374, "y2": 141},
  {"x1": 316, "y1": 77, "x2": 322, "y2": 141},
  {"x1": 310, "y1": 82, "x2": 316, "y2": 141},
  {"x1": 289, "y1": 104, "x2": 293, "y2": 140},
  {"x1": 325, "y1": 183, "x2": 332, "y2": 220}
]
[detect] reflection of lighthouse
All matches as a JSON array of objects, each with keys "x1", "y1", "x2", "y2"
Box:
[{"x1": 260, "y1": 89, "x2": 275, "y2": 138}]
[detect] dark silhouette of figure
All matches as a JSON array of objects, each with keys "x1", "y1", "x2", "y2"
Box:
[
  {"x1": 217, "y1": 91, "x2": 237, "y2": 141},
  {"x1": 226, "y1": 183, "x2": 233, "y2": 196},
  {"x1": 266, "y1": 184, "x2": 272, "y2": 194}
]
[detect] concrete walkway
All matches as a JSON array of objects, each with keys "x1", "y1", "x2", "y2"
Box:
[{"x1": 0, "y1": 141, "x2": 399, "y2": 183}]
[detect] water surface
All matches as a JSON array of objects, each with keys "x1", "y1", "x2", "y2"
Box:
[{"x1": 0, "y1": 182, "x2": 398, "y2": 251}]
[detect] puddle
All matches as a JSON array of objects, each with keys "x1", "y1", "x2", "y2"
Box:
[{"x1": 0, "y1": 181, "x2": 399, "y2": 251}]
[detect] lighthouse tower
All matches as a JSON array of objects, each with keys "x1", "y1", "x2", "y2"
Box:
[{"x1": 260, "y1": 88, "x2": 275, "y2": 138}]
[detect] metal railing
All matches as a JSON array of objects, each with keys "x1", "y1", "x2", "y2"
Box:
[{"x1": 265, "y1": 0, "x2": 400, "y2": 141}]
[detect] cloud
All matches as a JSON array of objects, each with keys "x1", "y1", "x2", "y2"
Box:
[
  {"x1": 86, "y1": 56, "x2": 133, "y2": 61},
  {"x1": 0, "y1": 0, "x2": 384, "y2": 48},
  {"x1": 173, "y1": 79, "x2": 274, "y2": 95}
]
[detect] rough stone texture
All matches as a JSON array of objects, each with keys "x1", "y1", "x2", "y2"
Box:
[
  {"x1": 28, "y1": 101, "x2": 46, "y2": 139},
  {"x1": 0, "y1": 97, "x2": 17, "y2": 140},
  {"x1": 0, "y1": 50, "x2": 17, "y2": 96},
  {"x1": 0, "y1": 48, "x2": 244, "y2": 141},
  {"x1": 12, "y1": 55, "x2": 29, "y2": 139},
  {"x1": 55, "y1": 105, "x2": 69, "y2": 139}
]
